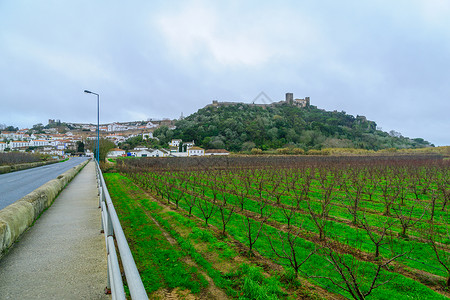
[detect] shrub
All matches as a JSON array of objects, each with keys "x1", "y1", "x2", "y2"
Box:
[{"x1": 251, "y1": 148, "x2": 263, "y2": 155}]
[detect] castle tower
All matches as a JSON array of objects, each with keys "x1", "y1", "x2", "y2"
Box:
[{"x1": 286, "y1": 93, "x2": 293, "y2": 105}]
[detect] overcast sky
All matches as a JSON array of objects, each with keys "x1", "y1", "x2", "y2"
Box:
[{"x1": 1, "y1": 1, "x2": 449, "y2": 145}]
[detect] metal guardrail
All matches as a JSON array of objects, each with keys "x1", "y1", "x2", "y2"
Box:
[{"x1": 95, "y1": 161, "x2": 148, "y2": 300}]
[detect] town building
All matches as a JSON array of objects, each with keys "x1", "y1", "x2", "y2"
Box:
[
  {"x1": 169, "y1": 139, "x2": 182, "y2": 147},
  {"x1": 205, "y1": 149, "x2": 230, "y2": 156},
  {"x1": 187, "y1": 146, "x2": 205, "y2": 156},
  {"x1": 107, "y1": 148, "x2": 126, "y2": 157}
]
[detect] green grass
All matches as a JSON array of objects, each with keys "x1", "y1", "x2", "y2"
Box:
[
  {"x1": 106, "y1": 173, "x2": 295, "y2": 298},
  {"x1": 121, "y1": 169, "x2": 450, "y2": 299},
  {"x1": 104, "y1": 173, "x2": 209, "y2": 295}
]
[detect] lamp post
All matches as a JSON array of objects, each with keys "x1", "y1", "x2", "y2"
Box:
[{"x1": 84, "y1": 90, "x2": 100, "y2": 163}]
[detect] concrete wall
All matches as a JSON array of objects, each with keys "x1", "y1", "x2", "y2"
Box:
[{"x1": 0, "y1": 159, "x2": 90, "y2": 258}]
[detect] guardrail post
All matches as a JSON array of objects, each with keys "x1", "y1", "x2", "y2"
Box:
[{"x1": 106, "y1": 207, "x2": 114, "y2": 237}]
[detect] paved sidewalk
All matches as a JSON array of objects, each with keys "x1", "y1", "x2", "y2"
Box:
[{"x1": 0, "y1": 161, "x2": 109, "y2": 300}]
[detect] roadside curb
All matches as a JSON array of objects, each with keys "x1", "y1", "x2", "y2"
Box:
[{"x1": 0, "y1": 159, "x2": 91, "y2": 259}]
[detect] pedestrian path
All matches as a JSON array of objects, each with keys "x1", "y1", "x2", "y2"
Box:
[{"x1": 0, "y1": 161, "x2": 109, "y2": 299}]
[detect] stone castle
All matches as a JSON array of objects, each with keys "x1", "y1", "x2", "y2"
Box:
[
  {"x1": 208, "y1": 93, "x2": 310, "y2": 108},
  {"x1": 284, "y1": 93, "x2": 310, "y2": 108}
]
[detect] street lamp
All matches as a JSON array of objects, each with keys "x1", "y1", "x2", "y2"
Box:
[{"x1": 84, "y1": 90, "x2": 100, "y2": 163}]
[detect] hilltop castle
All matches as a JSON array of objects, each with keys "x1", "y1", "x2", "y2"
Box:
[
  {"x1": 284, "y1": 93, "x2": 310, "y2": 108},
  {"x1": 208, "y1": 93, "x2": 310, "y2": 108}
]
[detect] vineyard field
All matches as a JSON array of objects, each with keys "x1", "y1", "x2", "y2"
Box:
[{"x1": 104, "y1": 155, "x2": 450, "y2": 299}]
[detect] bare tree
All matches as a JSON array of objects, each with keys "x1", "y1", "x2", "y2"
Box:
[
  {"x1": 379, "y1": 172, "x2": 399, "y2": 216},
  {"x1": 280, "y1": 203, "x2": 297, "y2": 230},
  {"x1": 264, "y1": 171, "x2": 283, "y2": 205},
  {"x1": 393, "y1": 167, "x2": 409, "y2": 206},
  {"x1": 205, "y1": 169, "x2": 220, "y2": 203},
  {"x1": 436, "y1": 170, "x2": 450, "y2": 211},
  {"x1": 427, "y1": 189, "x2": 439, "y2": 222},
  {"x1": 313, "y1": 244, "x2": 408, "y2": 300},
  {"x1": 242, "y1": 214, "x2": 270, "y2": 256},
  {"x1": 253, "y1": 171, "x2": 271, "y2": 218},
  {"x1": 306, "y1": 168, "x2": 335, "y2": 241},
  {"x1": 218, "y1": 203, "x2": 236, "y2": 236},
  {"x1": 408, "y1": 167, "x2": 424, "y2": 201},
  {"x1": 266, "y1": 229, "x2": 317, "y2": 276},
  {"x1": 216, "y1": 172, "x2": 231, "y2": 205},
  {"x1": 359, "y1": 213, "x2": 395, "y2": 258},
  {"x1": 171, "y1": 186, "x2": 185, "y2": 209},
  {"x1": 197, "y1": 196, "x2": 218, "y2": 226},
  {"x1": 362, "y1": 168, "x2": 378, "y2": 202},
  {"x1": 295, "y1": 169, "x2": 313, "y2": 209},
  {"x1": 232, "y1": 171, "x2": 250, "y2": 211},
  {"x1": 342, "y1": 172, "x2": 365, "y2": 225},
  {"x1": 184, "y1": 192, "x2": 197, "y2": 216},
  {"x1": 425, "y1": 214, "x2": 450, "y2": 288},
  {"x1": 392, "y1": 202, "x2": 424, "y2": 238}
]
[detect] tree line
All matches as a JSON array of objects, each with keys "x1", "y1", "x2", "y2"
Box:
[{"x1": 153, "y1": 103, "x2": 433, "y2": 152}]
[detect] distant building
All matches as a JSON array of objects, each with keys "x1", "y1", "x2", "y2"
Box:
[
  {"x1": 9, "y1": 141, "x2": 29, "y2": 149},
  {"x1": 205, "y1": 149, "x2": 230, "y2": 156},
  {"x1": 142, "y1": 132, "x2": 154, "y2": 140},
  {"x1": 292, "y1": 97, "x2": 310, "y2": 108},
  {"x1": 129, "y1": 148, "x2": 169, "y2": 157},
  {"x1": 30, "y1": 140, "x2": 50, "y2": 147},
  {"x1": 108, "y1": 148, "x2": 126, "y2": 157},
  {"x1": 169, "y1": 139, "x2": 182, "y2": 147},
  {"x1": 183, "y1": 141, "x2": 195, "y2": 150},
  {"x1": 286, "y1": 93, "x2": 310, "y2": 107},
  {"x1": 134, "y1": 146, "x2": 148, "y2": 150},
  {"x1": 108, "y1": 123, "x2": 128, "y2": 132},
  {"x1": 169, "y1": 146, "x2": 179, "y2": 153},
  {"x1": 206, "y1": 92, "x2": 310, "y2": 109},
  {"x1": 187, "y1": 146, "x2": 205, "y2": 156}
]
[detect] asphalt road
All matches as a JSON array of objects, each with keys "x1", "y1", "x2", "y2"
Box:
[
  {"x1": 0, "y1": 161, "x2": 108, "y2": 299},
  {"x1": 0, "y1": 157, "x2": 90, "y2": 210}
]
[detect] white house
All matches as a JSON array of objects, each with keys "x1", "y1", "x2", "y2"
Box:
[
  {"x1": 108, "y1": 148, "x2": 126, "y2": 157},
  {"x1": 30, "y1": 139, "x2": 50, "y2": 147},
  {"x1": 155, "y1": 149, "x2": 170, "y2": 157},
  {"x1": 187, "y1": 146, "x2": 205, "y2": 156},
  {"x1": 183, "y1": 141, "x2": 195, "y2": 150},
  {"x1": 169, "y1": 139, "x2": 182, "y2": 147},
  {"x1": 134, "y1": 146, "x2": 148, "y2": 151},
  {"x1": 9, "y1": 141, "x2": 30, "y2": 149},
  {"x1": 106, "y1": 134, "x2": 126, "y2": 145},
  {"x1": 131, "y1": 148, "x2": 169, "y2": 157},
  {"x1": 0, "y1": 132, "x2": 20, "y2": 140},
  {"x1": 108, "y1": 123, "x2": 128, "y2": 132},
  {"x1": 142, "y1": 132, "x2": 154, "y2": 139},
  {"x1": 0, "y1": 142, "x2": 7, "y2": 151},
  {"x1": 50, "y1": 134, "x2": 65, "y2": 140},
  {"x1": 147, "y1": 149, "x2": 169, "y2": 157}
]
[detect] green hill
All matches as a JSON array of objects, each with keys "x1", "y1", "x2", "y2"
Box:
[{"x1": 155, "y1": 102, "x2": 432, "y2": 152}]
